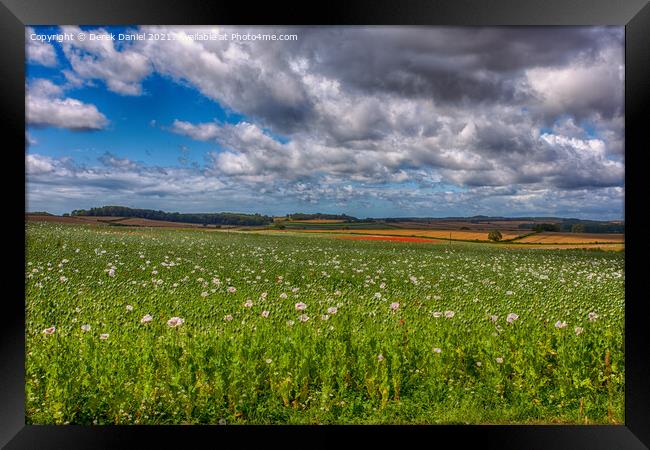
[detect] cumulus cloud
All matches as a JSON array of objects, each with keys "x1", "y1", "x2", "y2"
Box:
[
  {"x1": 26, "y1": 153, "x2": 56, "y2": 175},
  {"x1": 98, "y1": 152, "x2": 140, "y2": 170},
  {"x1": 27, "y1": 153, "x2": 227, "y2": 205},
  {"x1": 26, "y1": 78, "x2": 108, "y2": 130},
  {"x1": 26, "y1": 150, "x2": 623, "y2": 219},
  {"x1": 59, "y1": 26, "x2": 152, "y2": 95},
  {"x1": 523, "y1": 45, "x2": 624, "y2": 121},
  {"x1": 33, "y1": 26, "x2": 624, "y2": 217},
  {"x1": 26, "y1": 28, "x2": 58, "y2": 67}
]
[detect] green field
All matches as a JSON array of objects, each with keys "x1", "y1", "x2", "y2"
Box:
[{"x1": 25, "y1": 222, "x2": 624, "y2": 424}]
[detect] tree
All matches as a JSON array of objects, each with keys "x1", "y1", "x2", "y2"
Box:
[
  {"x1": 488, "y1": 230, "x2": 502, "y2": 242},
  {"x1": 571, "y1": 223, "x2": 585, "y2": 233},
  {"x1": 534, "y1": 223, "x2": 560, "y2": 232}
]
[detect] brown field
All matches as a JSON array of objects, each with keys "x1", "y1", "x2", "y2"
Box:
[
  {"x1": 267, "y1": 229, "x2": 623, "y2": 250},
  {"x1": 26, "y1": 215, "x2": 219, "y2": 229},
  {"x1": 113, "y1": 217, "x2": 211, "y2": 228},
  {"x1": 25, "y1": 214, "x2": 109, "y2": 225},
  {"x1": 336, "y1": 235, "x2": 443, "y2": 243},
  {"x1": 504, "y1": 243, "x2": 624, "y2": 251},
  {"x1": 516, "y1": 232, "x2": 624, "y2": 244},
  {"x1": 390, "y1": 220, "x2": 541, "y2": 231},
  {"x1": 289, "y1": 219, "x2": 347, "y2": 223},
  {"x1": 27, "y1": 215, "x2": 624, "y2": 249},
  {"x1": 285, "y1": 228, "x2": 527, "y2": 241}
]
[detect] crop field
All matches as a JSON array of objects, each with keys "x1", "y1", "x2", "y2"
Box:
[
  {"x1": 26, "y1": 221, "x2": 624, "y2": 425},
  {"x1": 516, "y1": 232, "x2": 624, "y2": 244},
  {"x1": 280, "y1": 228, "x2": 528, "y2": 241},
  {"x1": 286, "y1": 219, "x2": 347, "y2": 224}
]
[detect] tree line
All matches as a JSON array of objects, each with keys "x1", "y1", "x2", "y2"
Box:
[
  {"x1": 287, "y1": 213, "x2": 359, "y2": 222},
  {"x1": 518, "y1": 221, "x2": 624, "y2": 233},
  {"x1": 70, "y1": 206, "x2": 272, "y2": 226}
]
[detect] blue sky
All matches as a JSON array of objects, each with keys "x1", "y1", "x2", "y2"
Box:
[{"x1": 25, "y1": 26, "x2": 624, "y2": 219}]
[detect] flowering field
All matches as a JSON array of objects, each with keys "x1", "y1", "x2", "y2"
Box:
[{"x1": 25, "y1": 222, "x2": 624, "y2": 424}]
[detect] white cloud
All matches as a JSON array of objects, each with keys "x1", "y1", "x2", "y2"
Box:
[
  {"x1": 34, "y1": 26, "x2": 624, "y2": 217},
  {"x1": 25, "y1": 131, "x2": 37, "y2": 147},
  {"x1": 26, "y1": 79, "x2": 109, "y2": 130},
  {"x1": 59, "y1": 26, "x2": 152, "y2": 95},
  {"x1": 26, "y1": 154, "x2": 55, "y2": 174},
  {"x1": 524, "y1": 46, "x2": 624, "y2": 120},
  {"x1": 26, "y1": 28, "x2": 58, "y2": 67}
]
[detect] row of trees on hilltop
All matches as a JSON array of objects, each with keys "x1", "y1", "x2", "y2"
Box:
[
  {"x1": 518, "y1": 221, "x2": 623, "y2": 233},
  {"x1": 70, "y1": 206, "x2": 273, "y2": 226},
  {"x1": 287, "y1": 213, "x2": 359, "y2": 222}
]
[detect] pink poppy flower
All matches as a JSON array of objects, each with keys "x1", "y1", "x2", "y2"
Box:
[
  {"x1": 167, "y1": 317, "x2": 184, "y2": 327},
  {"x1": 141, "y1": 314, "x2": 153, "y2": 324}
]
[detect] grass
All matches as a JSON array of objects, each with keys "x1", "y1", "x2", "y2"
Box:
[{"x1": 25, "y1": 222, "x2": 624, "y2": 424}]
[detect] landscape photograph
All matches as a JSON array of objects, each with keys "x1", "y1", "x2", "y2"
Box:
[{"x1": 25, "y1": 25, "x2": 624, "y2": 424}]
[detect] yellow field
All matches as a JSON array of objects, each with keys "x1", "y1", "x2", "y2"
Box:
[
  {"x1": 288, "y1": 228, "x2": 526, "y2": 241},
  {"x1": 504, "y1": 243, "x2": 624, "y2": 251},
  {"x1": 278, "y1": 228, "x2": 624, "y2": 246},
  {"x1": 517, "y1": 232, "x2": 624, "y2": 244}
]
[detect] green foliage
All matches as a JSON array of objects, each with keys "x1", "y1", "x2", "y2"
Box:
[
  {"x1": 518, "y1": 221, "x2": 623, "y2": 234},
  {"x1": 534, "y1": 223, "x2": 561, "y2": 232},
  {"x1": 488, "y1": 230, "x2": 502, "y2": 242},
  {"x1": 70, "y1": 206, "x2": 272, "y2": 226},
  {"x1": 571, "y1": 224, "x2": 586, "y2": 233},
  {"x1": 25, "y1": 222, "x2": 624, "y2": 424},
  {"x1": 288, "y1": 213, "x2": 358, "y2": 222}
]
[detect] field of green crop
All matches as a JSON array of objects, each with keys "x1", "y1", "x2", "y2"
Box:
[{"x1": 25, "y1": 221, "x2": 624, "y2": 424}]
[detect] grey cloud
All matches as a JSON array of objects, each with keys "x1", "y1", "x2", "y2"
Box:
[
  {"x1": 98, "y1": 152, "x2": 140, "y2": 170},
  {"x1": 43, "y1": 26, "x2": 624, "y2": 217}
]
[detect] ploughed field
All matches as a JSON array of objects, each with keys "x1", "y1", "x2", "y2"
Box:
[{"x1": 26, "y1": 222, "x2": 624, "y2": 424}]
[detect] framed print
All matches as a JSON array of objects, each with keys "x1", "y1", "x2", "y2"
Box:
[{"x1": 2, "y1": 0, "x2": 649, "y2": 448}]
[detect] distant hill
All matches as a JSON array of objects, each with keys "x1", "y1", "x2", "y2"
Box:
[
  {"x1": 54, "y1": 207, "x2": 623, "y2": 233},
  {"x1": 70, "y1": 206, "x2": 272, "y2": 226},
  {"x1": 378, "y1": 216, "x2": 623, "y2": 233},
  {"x1": 286, "y1": 213, "x2": 359, "y2": 222}
]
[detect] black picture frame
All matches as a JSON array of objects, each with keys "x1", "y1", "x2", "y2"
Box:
[{"x1": 3, "y1": 0, "x2": 649, "y2": 448}]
